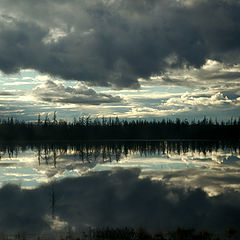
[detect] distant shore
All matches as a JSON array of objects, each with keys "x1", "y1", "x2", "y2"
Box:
[{"x1": 0, "y1": 117, "x2": 239, "y2": 141}]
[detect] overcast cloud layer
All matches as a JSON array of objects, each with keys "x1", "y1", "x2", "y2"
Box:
[{"x1": 0, "y1": 0, "x2": 240, "y2": 88}]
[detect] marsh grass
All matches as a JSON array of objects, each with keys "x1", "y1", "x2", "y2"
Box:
[{"x1": 0, "y1": 227, "x2": 238, "y2": 240}]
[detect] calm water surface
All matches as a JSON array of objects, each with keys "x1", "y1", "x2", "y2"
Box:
[
  {"x1": 1, "y1": 141, "x2": 239, "y2": 195},
  {"x1": 0, "y1": 141, "x2": 240, "y2": 234}
]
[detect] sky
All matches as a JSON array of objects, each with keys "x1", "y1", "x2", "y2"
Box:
[{"x1": 0, "y1": 0, "x2": 240, "y2": 121}]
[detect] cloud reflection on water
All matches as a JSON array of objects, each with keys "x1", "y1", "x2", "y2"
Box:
[
  {"x1": 0, "y1": 168, "x2": 240, "y2": 234},
  {"x1": 0, "y1": 141, "x2": 240, "y2": 234},
  {"x1": 0, "y1": 141, "x2": 239, "y2": 195}
]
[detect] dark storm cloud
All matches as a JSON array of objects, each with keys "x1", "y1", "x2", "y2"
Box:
[
  {"x1": 1, "y1": 169, "x2": 240, "y2": 234},
  {"x1": 0, "y1": 0, "x2": 240, "y2": 88},
  {"x1": 33, "y1": 80, "x2": 122, "y2": 105}
]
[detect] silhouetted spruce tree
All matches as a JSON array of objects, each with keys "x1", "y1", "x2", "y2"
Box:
[{"x1": 0, "y1": 114, "x2": 239, "y2": 141}]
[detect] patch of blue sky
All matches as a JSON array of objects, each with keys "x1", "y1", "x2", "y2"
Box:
[
  {"x1": 0, "y1": 69, "x2": 39, "y2": 91},
  {"x1": 144, "y1": 85, "x2": 193, "y2": 94},
  {"x1": 97, "y1": 85, "x2": 192, "y2": 96},
  {"x1": 2, "y1": 82, "x2": 37, "y2": 91},
  {"x1": 19, "y1": 69, "x2": 39, "y2": 78}
]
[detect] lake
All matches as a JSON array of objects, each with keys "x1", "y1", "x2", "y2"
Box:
[{"x1": 0, "y1": 140, "x2": 240, "y2": 237}]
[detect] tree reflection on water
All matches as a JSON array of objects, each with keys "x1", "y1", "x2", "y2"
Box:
[
  {"x1": 0, "y1": 140, "x2": 239, "y2": 166},
  {"x1": 0, "y1": 141, "x2": 240, "y2": 237}
]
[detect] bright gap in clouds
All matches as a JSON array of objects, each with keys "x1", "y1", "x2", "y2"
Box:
[{"x1": 0, "y1": 59, "x2": 240, "y2": 121}]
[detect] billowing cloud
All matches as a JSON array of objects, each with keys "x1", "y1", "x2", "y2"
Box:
[
  {"x1": 0, "y1": 0, "x2": 240, "y2": 88},
  {"x1": 141, "y1": 60, "x2": 240, "y2": 88},
  {"x1": 162, "y1": 92, "x2": 237, "y2": 108},
  {"x1": 32, "y1": 80, "x2": 122, "y2": 105},
  {"x1": 114, "y1": 89, "x2": 240, "y2": 119}
]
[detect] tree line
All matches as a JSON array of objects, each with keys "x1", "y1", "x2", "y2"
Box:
[{"x1": 0, "y1": 114, "x2": 240, "y2": 141}]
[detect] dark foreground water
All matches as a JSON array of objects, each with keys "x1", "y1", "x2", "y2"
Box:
[{"x1": 0, "y1": 140, "x2": 240, "y2": 237}]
